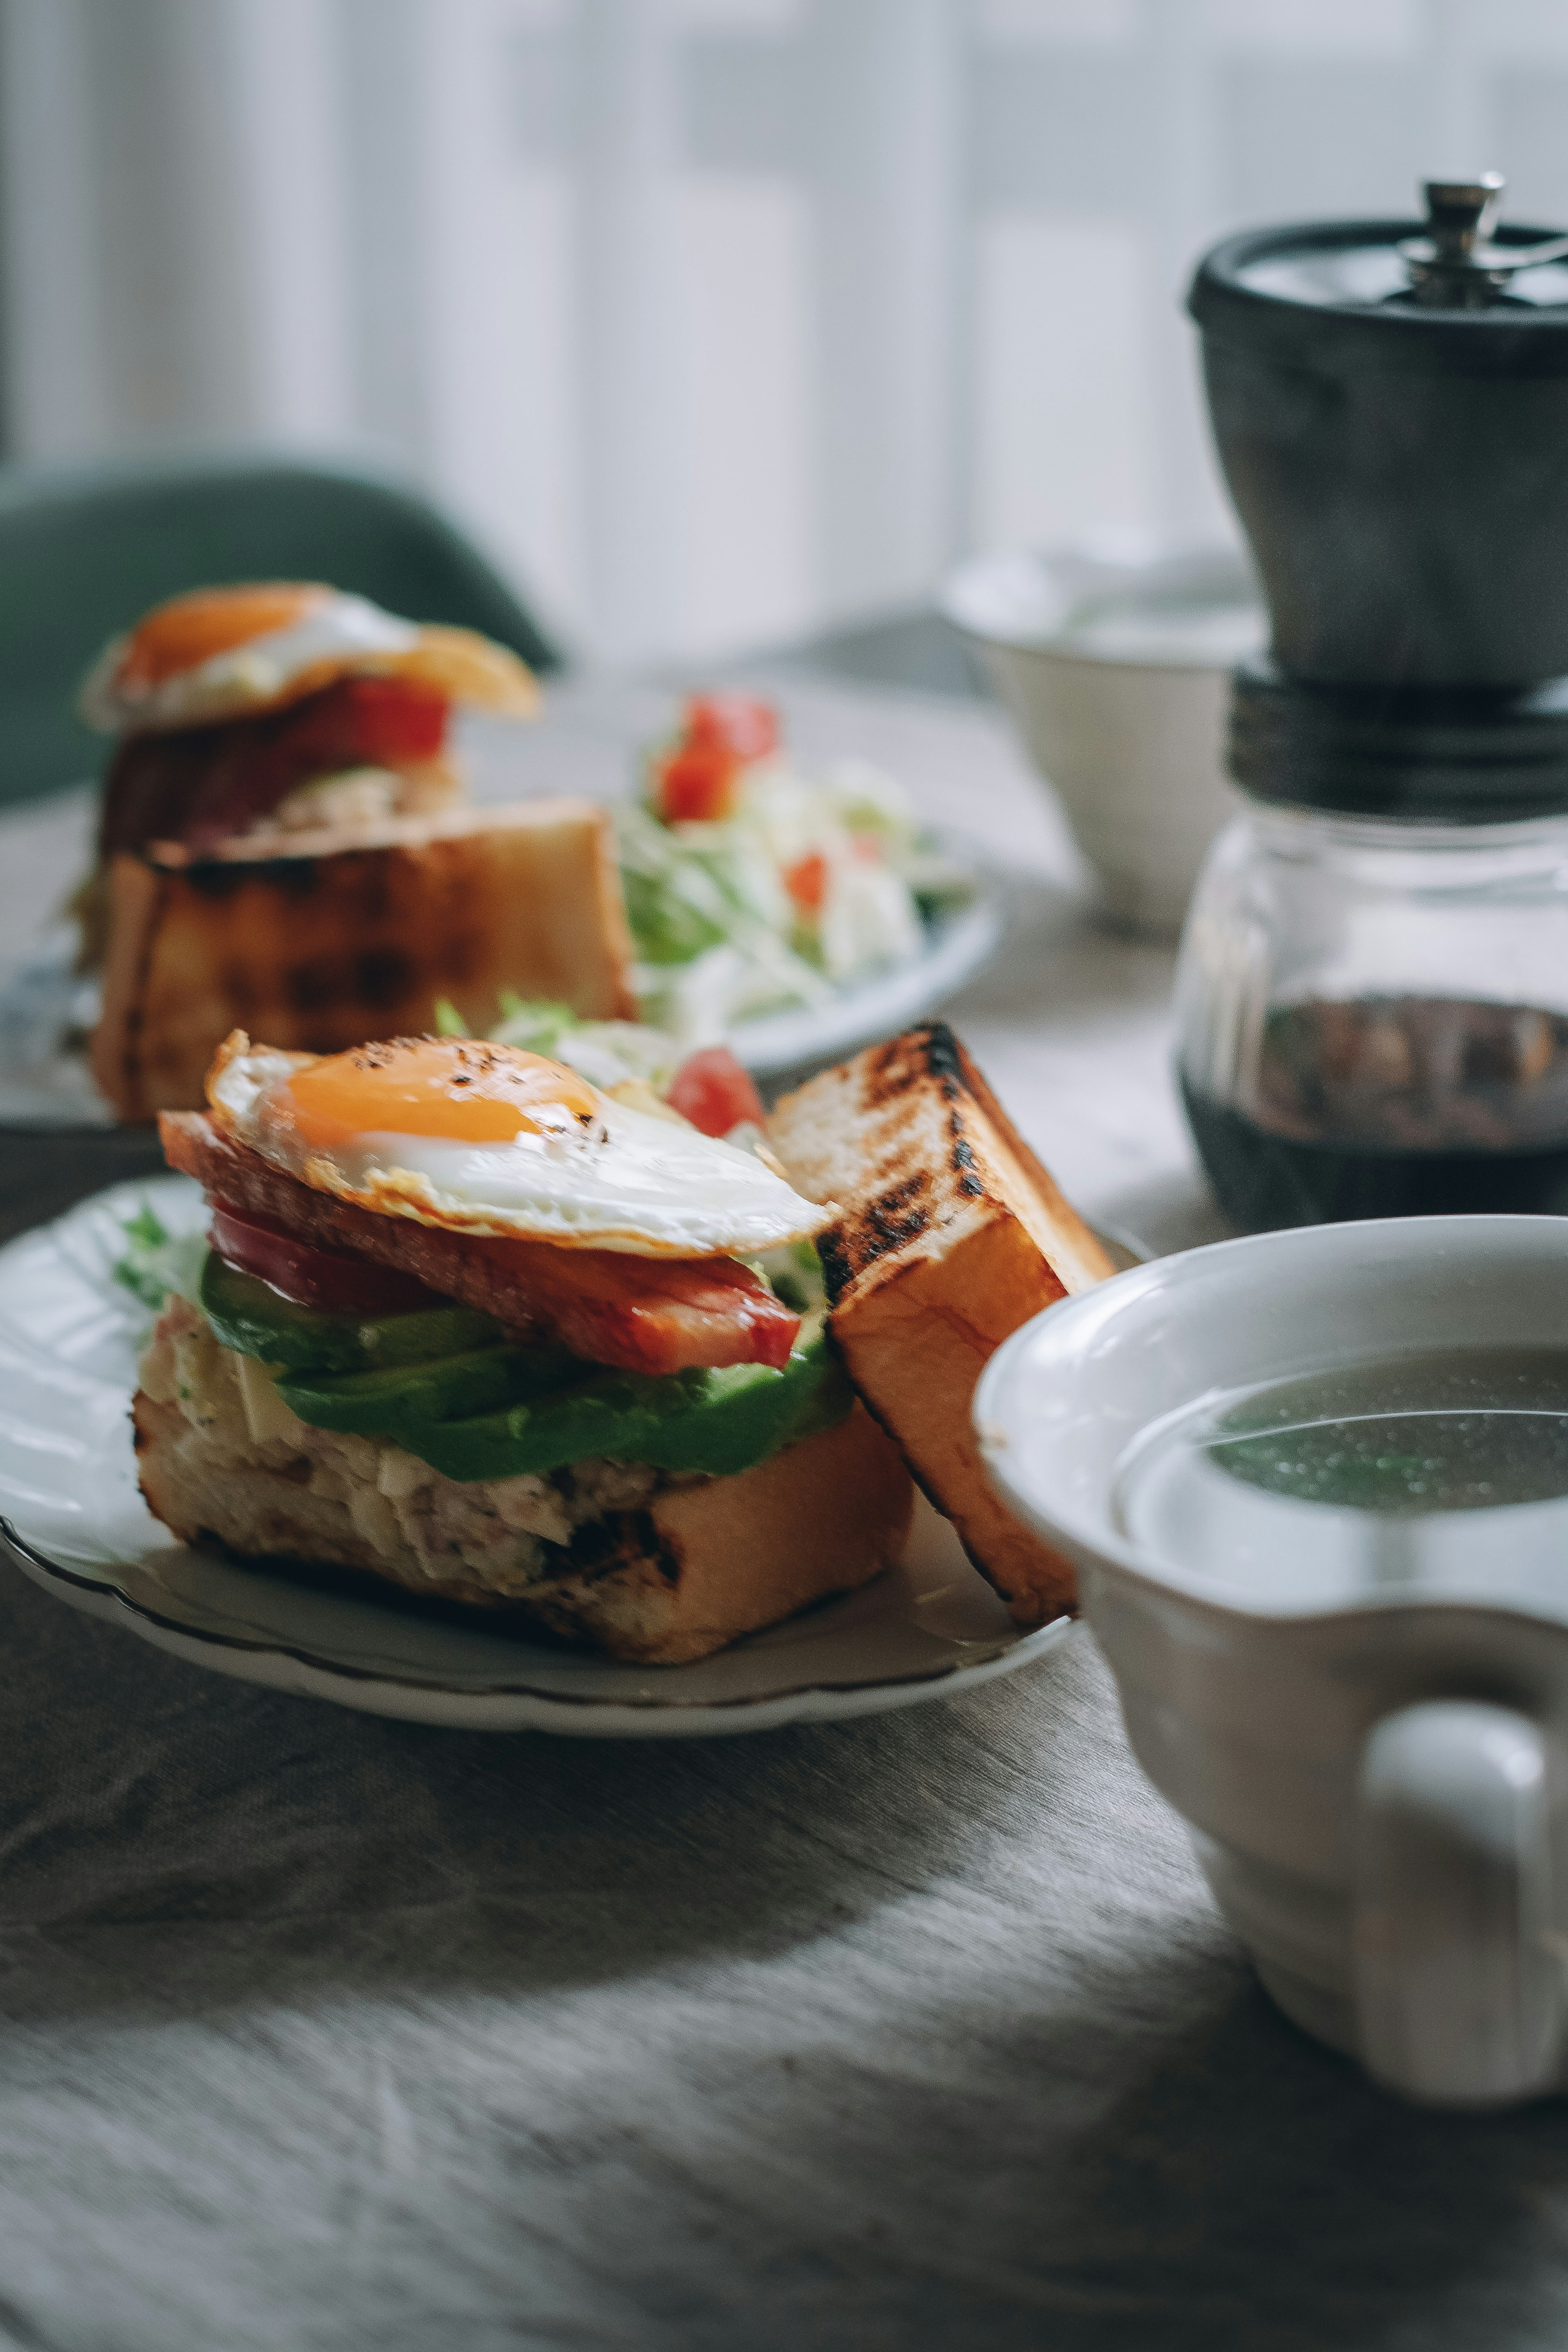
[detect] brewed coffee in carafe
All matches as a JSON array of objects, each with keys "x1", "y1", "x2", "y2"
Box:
[{"x1": 1184, "y1": 997, "x2": 1568, "y2": 1227}]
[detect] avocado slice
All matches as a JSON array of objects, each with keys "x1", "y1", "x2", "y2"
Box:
[
  {"x1": 276, "y1": 1341, "x2": 580, "y2": 1439},
  {"x1": 200, "y1": 1252, "x2": 503, "y2": 1375},
  {"x1": 271, "y1": 1321, "x2": 851, "y2": 1481},
  {"x1": 406, "y1": 1330, "x2": 853, "y2": 1481}
]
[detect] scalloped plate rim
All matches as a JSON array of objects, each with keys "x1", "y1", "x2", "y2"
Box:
[{"x1": 0, "y1": 1515, "x2": 1074, "y2": 1738}]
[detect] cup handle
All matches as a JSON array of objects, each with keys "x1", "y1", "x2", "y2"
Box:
[{"x1": 1352, "y1": 1699, "x2": 1561, "y2": 2106}]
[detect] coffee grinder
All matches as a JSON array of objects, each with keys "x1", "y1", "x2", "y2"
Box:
[{"x1": 1176, "y1": 177, "x2": 1568, "y2": 1227}]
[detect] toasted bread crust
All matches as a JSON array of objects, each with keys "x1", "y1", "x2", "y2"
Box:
[
  {"x1": 92, "y1": 800, "x2": 636, "y2": 1120},
  {"x1": 135, "y1": 1383, "x2": 911, "y2": 1666},
  {"x1": 504, "y1": 1408, "x2": 913, "y2": 1660},
  {"x1": 775, "y1": 1024, "x2": 1114, "y2": 1304},
  {"x1": 769, "y1": 1024, "x2": 1113, "y2": 1627}
]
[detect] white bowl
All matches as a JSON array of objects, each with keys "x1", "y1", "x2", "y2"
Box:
[{"x1": 941, "y1": 542, "x2": 1265, "y2": 939}]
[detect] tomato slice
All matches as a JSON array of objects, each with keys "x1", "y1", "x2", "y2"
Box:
[
  {"x1": 209, "y1": 1203, "x2": 450, "y2": 1317},
  {"x1": 667, "y1": 1047, "x2": 766, "y2": 1139}
]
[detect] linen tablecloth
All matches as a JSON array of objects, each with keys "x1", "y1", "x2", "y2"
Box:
[{"x1": 1, "y1": 678, "x2": 1558, "y2": 2352}]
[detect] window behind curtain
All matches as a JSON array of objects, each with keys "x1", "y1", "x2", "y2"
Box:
[{"x1": 4, "y1": 0, "x2": 1567, "y2": 665}]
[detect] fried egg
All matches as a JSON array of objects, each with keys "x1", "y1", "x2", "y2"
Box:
[
  {"x1": 80, "y1": 582, "x2": 539, "y2": 735},
  {"x1": 207, "y1": 1033, "x2": 833, "y2": 1259}
]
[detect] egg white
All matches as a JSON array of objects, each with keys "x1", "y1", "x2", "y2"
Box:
[
  {"x1": 82, "y1": 593, "x2": 420, "y2": 734},
  {"x1": 209, "y1": 1045, "x2": 832, "y2": 1258}
]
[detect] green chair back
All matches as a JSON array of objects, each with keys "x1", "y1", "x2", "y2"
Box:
[{"x1": 0, "y1": 452, "x2": 563, "y2": 812}]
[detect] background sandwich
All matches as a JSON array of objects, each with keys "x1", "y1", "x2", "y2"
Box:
[{"x1": 74, "y1": 580, "x2": 642, "y2": 1120}]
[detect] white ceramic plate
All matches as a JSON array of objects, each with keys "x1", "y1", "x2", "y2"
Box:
[{"x1": 0, "y1": 1176, "x2": 1072, "y2": 1736}]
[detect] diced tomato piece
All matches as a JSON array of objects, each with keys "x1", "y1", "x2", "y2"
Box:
[
  {"x1": 655, "y1": 737, "x2": 742, "y2": 824},
  {"x1": 209, "y1": 1203, "x2": 450, "y2": 1316},
  {"x1": 650, "y1": 693, "x2": 780, "y2": 824},
  {"x1": 668, "y1": 1047, "x2": 766, "y2": 1139},
  {"x1": 783, "y1": 851, "x2": 828, "y2": 912},
  {"x1": 683, "y1": 694, "x2": 779, "y2": 762}
]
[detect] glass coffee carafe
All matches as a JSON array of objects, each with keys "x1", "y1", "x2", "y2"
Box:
[
  {"x1": 1176, "y1": 178, "x2": 1568, "y2": 1228},
  {"x1": 1177, "y1": 799, "x2": 1568, "y2": 1225}
]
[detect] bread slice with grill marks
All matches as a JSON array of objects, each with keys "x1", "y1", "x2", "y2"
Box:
[
  {"x1": 767, "y1": 1023, "x2": 1115, "y2": 1626},
  {"x1": 91, "y1": 799, "x2": 636, "y2": 1121}
]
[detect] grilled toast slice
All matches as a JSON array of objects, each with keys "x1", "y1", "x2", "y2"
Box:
[
  {"x1": 92, "y1": 800, "x2": 636, "y2": 1120},
  {"x1": 768, "y1": 1023, "x2": 1115, "y2": 1625}
]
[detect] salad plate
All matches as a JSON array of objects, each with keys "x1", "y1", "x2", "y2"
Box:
[
  {"x1": 0, "y1": 854, "x2": 1001, "y2": 1124},
  {"x1": 0, "y1": 1176, "x2": 1074, "y2": 1736}
]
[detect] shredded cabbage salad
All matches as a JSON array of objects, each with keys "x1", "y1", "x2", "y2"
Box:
[{"x1": 616, "y1": 695, "x2": 973, "y2": 1046}]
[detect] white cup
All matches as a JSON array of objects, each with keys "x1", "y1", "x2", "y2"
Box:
[
  {"x1": 975, "y1": 1216, "x2": 1568, "y2": 2109},
  {"x1": 940, "y1": 541, "x2": 1263, "y2": 939}
]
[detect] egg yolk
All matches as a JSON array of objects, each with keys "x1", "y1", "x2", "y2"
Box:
[
  {"x1": 120, "y1": 584, "x2": 332, "y2": 690},
  {"x1": 284, "y1": 1039, "x2": 600, "y2": 1151}
]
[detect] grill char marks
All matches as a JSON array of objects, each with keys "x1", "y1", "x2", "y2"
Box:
[
  {"x1": 817, "y1": 1171, "x2": 931, "y2": 1304},
  {"x1": 564, "y1": 1509, "x2": 683, "y2": 1591},
  {"x1": 808, "y1": 1025, "x2": 997, "y2": 1303}
]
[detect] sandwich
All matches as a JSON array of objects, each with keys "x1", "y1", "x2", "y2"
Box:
[
  {"x1": 74, "y1": 581, "x2": 639, "y2": 1120},
  {"x1": 134, "y1": 1030, "x2": 913, "y2": 1663},
  {"x1": 74, "y1": 579, "x2": 539, "y2": 968},
  {"x1": 768, "y1": 1022, "x2": 1116, "y2": 1626}
]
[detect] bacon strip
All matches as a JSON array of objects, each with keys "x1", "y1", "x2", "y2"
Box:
[
  {"x1": 98, "y1": 677, "x2": 447, "y2": 858},
  {"x1": 158, "y1": 1113, "x2": 800, "y2": 1377}
]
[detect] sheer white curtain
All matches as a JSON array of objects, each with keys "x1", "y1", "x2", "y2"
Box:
[{"x1": 4, "y1": 0, "x2": 1568, "y2": 666}]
